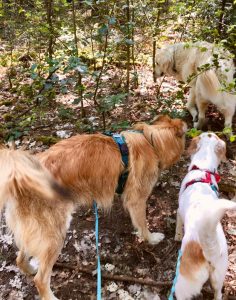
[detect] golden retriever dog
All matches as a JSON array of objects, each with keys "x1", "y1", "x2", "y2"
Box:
[
  {"x1": 155, "y1": 41, "x2": 236, "y2": 129},
  {"x1": 0, "y1": 115, "x2": 186, "y2": 300}
]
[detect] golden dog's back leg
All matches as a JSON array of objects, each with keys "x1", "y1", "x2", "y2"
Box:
[
  {"x1": 34, "y1": 246, "x2": 62, "y2": 300},
  {"x1": 16, "y1": 250, "x2": 37, "y2": 275},
  {"x1": 0, "y1": 148, "x2": 71, "y2": 300}
]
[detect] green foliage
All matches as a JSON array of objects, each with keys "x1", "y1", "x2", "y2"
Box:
[
  {"x1": 186, "y1": 128, "x2": 202, "y2": 138},
  {"x1": 111, "y1": 120, "x2": 130, "y2": 130},
  {"x1": 57, "y1": 106, "x2": 75, "y2": 120},
  {"x1": 99, "y1": 93, "x2": 127, "y2": 113},
  {"x1": 35, "y1": 135, "x2": 60, "y2": 145},
  {"x1": 223, "y1": 127, "x2": 236, "y2": 143},
  {"x1": 0, "y1": 0, "x2": 235, "y2": 142},
  {"x1": 155, "y1": 96, "x2": 187, "y2": 119}
]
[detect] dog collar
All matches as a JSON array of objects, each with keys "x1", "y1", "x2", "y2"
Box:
[{"x1": 184, "y1": 165, "x2": 220, "y2": 195}]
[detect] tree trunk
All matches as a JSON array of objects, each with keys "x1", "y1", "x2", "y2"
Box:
[
  {"x1": 153, "y1": 40, "x2": 157, "y2": 82},
  {"x1": 45, "y1": 0, "x2": 54, "y2": 59},
  {"x1": 72, "y1": 0, "x2": 85, "y2": 117},
  {"x1": 218, "y1": 0, "x2": 227, "y2": 37},
  {"x1": 131, "y1": 0, "x2": 138, "y2": 87},
  {"x1": 126, "y1": 0, "x2": 130, "y2": 99}
]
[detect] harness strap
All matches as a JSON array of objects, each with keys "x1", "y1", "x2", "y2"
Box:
[
  {"x1": 185, "y1": 165, "x2": 220, "y2": 195},
  {"x1": 103, "y1": 132, "x2": 129, "y2": 194},
  {"x1": 191, "y1": 165, "x2": 220, "y2": 182},
  {"x1": 103, "y1": 131, "x2": 143, "y2": 194}
]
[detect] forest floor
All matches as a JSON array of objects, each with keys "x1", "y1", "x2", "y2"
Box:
[{"x1": 0, "y1": 64, "x2": 236, "y2": 300}]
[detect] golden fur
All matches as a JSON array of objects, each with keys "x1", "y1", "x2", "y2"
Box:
[{"x1": 0, "y1": 115, "x2": 186, "y2": 300}]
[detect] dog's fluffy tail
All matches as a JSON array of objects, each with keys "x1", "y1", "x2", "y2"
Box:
[
  {"x1": 198, "y1": 199, "x2": 236, "y2": 262},
  {"x1": 0, "y1": 148, "x2": 69, "y2": 216},
  {"x1": 199, "y1": 69, "x2": 221, "y2": 96}
]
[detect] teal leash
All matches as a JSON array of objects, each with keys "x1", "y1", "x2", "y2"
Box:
[
  {"x1": 94, "y1": 202, "x2": 102, "y2": 300},
  {"x1": 168, "y1": 250, "x2": 182, "y2": 300}
]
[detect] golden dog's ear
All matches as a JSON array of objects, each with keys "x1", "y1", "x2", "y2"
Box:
[
  {"x1": 172, "y1": 119, "x2": 188, "y2": 137},
  {"x1": 215, "y1": 139, "x2": 227, "y2": 162},
  {"x1": 187, "y1": 136, "x2": 200, "y2": 155},
  {"x1": 133, "y1": 122, "x2": 145, "y2": 131},
  {"x1": 142, "y1": 124, "x2": 154, "y2": 145},
  {"x1": 151, "y1": 114, "x2": 171, "y2": 125}
]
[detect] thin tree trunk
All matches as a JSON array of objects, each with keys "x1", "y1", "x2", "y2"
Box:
[
  {"x1": 72, "y1": 0, "x2": 85, "y2": 117},
  {"x1": 218, "y1": 0, "x2": 227, "y2": 37},
  {"x1": 126, "y1": 0, "x2": 130, "y2": 99},
  {"x1": 92, "y1": 32, "x2": 109, "y2": 106},
  {"x1": 153, "y1": 40, "x2": 157, "y2": 82},
  {"x1": 131, "y1": 0, "x2": 138, "y2": 87},
  {"x1": 45, "y1": 0, "x2": 53, "y2": 59}
]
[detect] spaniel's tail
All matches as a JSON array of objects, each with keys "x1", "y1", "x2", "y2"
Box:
[{"x1": 0, "y1": 148, "x2": 69, "y2": 217}]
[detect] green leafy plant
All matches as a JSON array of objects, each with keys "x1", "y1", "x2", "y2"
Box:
[{"x1": 186, "y1": 128, "x2": 202, "y2": 138}]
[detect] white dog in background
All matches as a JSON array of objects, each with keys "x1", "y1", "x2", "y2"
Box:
[
  {"x1": 155, "y1": 42, "x2": 236, "y2": 129},
  {"x1": 174, "y1": 132, "x2": 236, "y2": 300}
]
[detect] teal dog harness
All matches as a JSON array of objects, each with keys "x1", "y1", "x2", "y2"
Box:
[{"x1": 104, "y1": 132, "x2": 129, "y2": 194}]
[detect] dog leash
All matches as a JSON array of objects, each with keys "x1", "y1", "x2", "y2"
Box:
[
  {"x1": 168, "y1": 250, "x2": 182, "y2": 300},
  {"x1": 94, "y1": 202, "x2": 102, "y2": 300}
]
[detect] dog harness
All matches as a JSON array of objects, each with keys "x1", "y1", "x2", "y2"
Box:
[
  {"x1": 104, "y1": 132, "x2": 129, "y2": 194},
  {"x1": 104, "y1": 131, "x2": 143, "y2": 194},
  {"x1": 184, "y1": 165, "x2": 220, "y2": 195}
]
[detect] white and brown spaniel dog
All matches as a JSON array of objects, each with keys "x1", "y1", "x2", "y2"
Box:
[{"x1": 174, "y1": 132, "x2": 236, "y2": 300}]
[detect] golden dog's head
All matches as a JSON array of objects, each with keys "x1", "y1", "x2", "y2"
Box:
[
  {"x1": 134, "y1": 115, "x2": 187, "y2": 169},
  {"x1": 154, "y1": 46, "x2": 174, "y2": 78}
]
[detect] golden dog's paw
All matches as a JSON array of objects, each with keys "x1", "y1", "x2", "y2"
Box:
[{"x1": 148, "y1": 232, "x2": 165, "y2": 245}]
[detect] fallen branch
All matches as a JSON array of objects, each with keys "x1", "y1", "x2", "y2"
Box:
[
  {"x1": 54, "y1": 262, "x2": 171, "y2": 287},
  {"x1": 54, "y1": 262, "x2": 231, "y2": 297}
]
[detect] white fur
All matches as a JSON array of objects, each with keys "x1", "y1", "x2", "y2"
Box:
[
  {"x1": 175, "y1": 132, "x2": 236, "y2": 300},
  {"x1": 155, "y1": 42, "x2": 236, "y2": 128},
  {"x1": 148, "y1": 232, "x2": 165, "y2": 244}
]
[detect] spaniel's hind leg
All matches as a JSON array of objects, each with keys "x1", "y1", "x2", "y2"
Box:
[
  {"x1": 175, "y1": 209, "x2": 183, "y2": 241},
  {"x1": 34, "y1": 246, "x2": 61, "y2": 300},
  {"x1": 16, "y1": 250, "x2": 37, "y2": 275},
  {"x1": 209, "y1": 256, "x2": 228, "y2": 300}
]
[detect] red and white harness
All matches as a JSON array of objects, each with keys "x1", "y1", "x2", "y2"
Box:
[{"x1": 184, "y1": 165, "x2": 221, "y2": 195}]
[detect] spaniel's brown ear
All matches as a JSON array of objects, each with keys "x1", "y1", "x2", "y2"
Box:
[
  {"x1": 187, "y1": 136, "x2": 200, "y2": 155},
  {"x1": 215, "y1": 139, "x2": 227, "y2": 162},
  {"x1": 151, "y1": 114, "x2": 171, "y2": 125}
]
